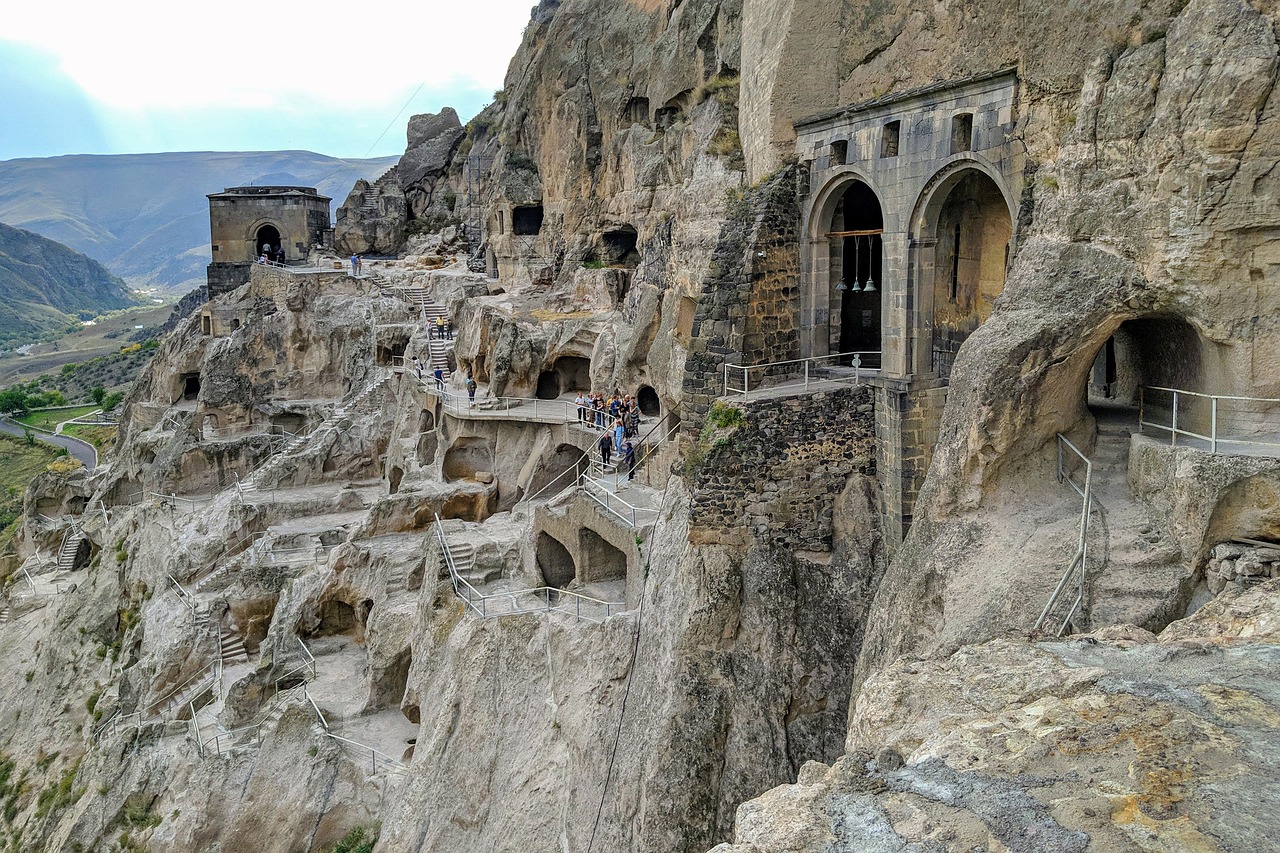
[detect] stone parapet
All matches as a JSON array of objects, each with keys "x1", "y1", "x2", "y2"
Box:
[{"x1": 689, "y1": 385, "x2": 875, "y2": 551}]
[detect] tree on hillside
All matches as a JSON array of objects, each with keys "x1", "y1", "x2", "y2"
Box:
[
  {"x1": 90, "y1": 386, "x2": 106, "y2": 406},
  {"x1": 0, "y1": 388, "x2": 29, "y2": 414}
]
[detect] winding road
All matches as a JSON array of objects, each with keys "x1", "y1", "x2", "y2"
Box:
[{"x1": 0, "y1": 416, "x2": 98, "y2": 470}]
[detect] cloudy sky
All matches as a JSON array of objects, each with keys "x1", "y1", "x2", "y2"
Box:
[{"x1": 0, "y1": 0, "x2": 534, "y2": 161}]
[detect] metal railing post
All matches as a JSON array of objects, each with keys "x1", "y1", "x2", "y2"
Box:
[
  {"x1": 1171, "y1": 390, "x2": 1179, "y2": 447},
  {"x1": 1211, "y1": 397, "x2": 1218, "y2": 453},
  {"x1": 1138, "y1": 386, "x2": 1144, "y2": 434},
  {"x1": 804, "y1": 360, "x2": 809, "y2": 389}
]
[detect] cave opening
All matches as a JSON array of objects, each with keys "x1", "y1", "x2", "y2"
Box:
[
  {"x1": 181, "y1": 373, "x2": 201, "y2": 402},
  {"x1": 536, "y1": 370, "x2": 562, "y2": 400},
  {"x1": 536, "y1": 532, "x2": 576, "y2": 589},
  {"x1": 579, "y1": 528, "x2": 627, "y2": 584},
  {"x1": 637, "y1": 385, "x2": 660, "y2": 417},
  {"x1": 512, "y1": 205, "x2": 544, "y2": 236},
  {"x1": 601, "y1": 226, "x2": 640, "y2": 269}
]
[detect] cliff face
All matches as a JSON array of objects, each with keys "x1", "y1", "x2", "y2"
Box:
[{"x1": 3, "y1": 0, "x2": 1280, "y2": 851}]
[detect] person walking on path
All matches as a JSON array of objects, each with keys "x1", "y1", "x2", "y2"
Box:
[
  {"x1": 598, "y1": 431, "x2": 612, "y2": 467},
  {"x1": 434, "y1": 367, "x2": 444, "y2": 390},
  {"x1": 412, "y1": 356, "x2": 423, "y2": 380},
  {"x1": 350, "y1": 253, "x2": 359, "y2": 276},
  {"x1": 466, "y1": 374, "x2": 478, "y2": 406},
  {"x1": 435, "y1": 316, "x2": 446, "y2": 340},
  {"x1": 575, "y1": 392, "x2": 587, "y2": 424},
  {"x1": 613, "y1": 417, "x2": 626, "y2": 457},
  {"x1": 623, "y1": 440, "x2": 636, "y2": 480}
]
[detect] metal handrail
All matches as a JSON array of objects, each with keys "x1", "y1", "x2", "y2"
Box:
[
  {"x1": 411, "y1": 370, "x2": 608, "y2": 433},
  {"x1": 520, "y1": 452, "x2": 589, "y2": 505},
  {"x1": 434, "y1": 513, "x2": 622, "y2": 622},
  {"x1": 723, "y1": 350, "x2": 882, "y2": 398},
  {"x1": 1033, "y1": 434, "x2": 1093, "y2": 636},
  {"x1": 1139, "y1": 385, "x2": 1280, "y2": 454}
]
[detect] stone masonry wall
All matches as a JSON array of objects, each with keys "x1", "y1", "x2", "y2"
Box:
[
  {"x1": 690, "y1": 385, "x2": 875, "y2": 551},
  {"x1": 681, "y1": 166, "x2": 801, "y2": 429}
]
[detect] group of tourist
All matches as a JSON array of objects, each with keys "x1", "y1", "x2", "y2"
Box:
[
  {"x1": 574, "y1": 392, "x2": 643, "y2": 478},
  {"x1": 349, "y1": 253, "x2": 363, "y2": 276},
  {"x1": 258, "y1": 244, "x2": 286, "y2": 265}
]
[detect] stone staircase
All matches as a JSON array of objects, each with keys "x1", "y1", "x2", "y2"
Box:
[
  {"x1": 236, "y1": 375, "x2": 390, "y2": 496},
  {"x1": 220, "y1": 628, "x2": 249, "y2": 665},
  {"x1": 57, "y1": 528, "x2": 87, "y2": 572},
  {"x1": 0, "y1": 604, "x2": 10, "y2": 626}
]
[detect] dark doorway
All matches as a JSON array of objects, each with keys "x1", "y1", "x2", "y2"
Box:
[
  {"x1": 637, "y1": 386, "x2": 660, "y2": 417},
  {"x1": 254, "y1": 224, "x2": 282, "y2": 258},
  {"x1": 553, "y1": 356, "x2": 592, "y2": 394},
  {"x1": 536, "y1": 370, "x2": 561, "y2": 400},
  {"x1": 536, "y1": 532, "x2": 576, "y2": 589},
  {"x1": 181, "y1": 373, "x2": 201, "y2": 401},
  {"x1": 832, "y1": 182, "x2": 883, "y2": 358},
  {"x1": 512, "y1": 205, "x2": 544, "y2": 236},
  {"x1": 602, "y1": 226, "x2": 640, "y2": 268}
]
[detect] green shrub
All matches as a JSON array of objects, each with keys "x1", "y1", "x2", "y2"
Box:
[{"x1": 331, "y1": 825, "x2": 378, "y2": 853}]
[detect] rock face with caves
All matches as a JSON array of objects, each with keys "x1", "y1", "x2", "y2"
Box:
[{"x1": 1, "y1": 0, "x2": 1279, "y2": 851}]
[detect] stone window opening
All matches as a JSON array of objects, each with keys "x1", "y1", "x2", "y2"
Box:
[
  {"x1": 624, "y1": 97, "x2": 650, "y2": 126},
  {"x1": 497, "y1": 210, "x2": 505, "y2": 235},
  {"x1": 828, "y1": 181, "x2": 884, "y2": 361},
  {"x1": 180, "y1": 373, "x2": 201, "y2": 402},
  {"x1": 601, "y1": 226, "x2": 640, "y2": 268},
  {"x1": 880, "y1": 121, "x2": 901, "y2": 158},
  {"x1": 830, "y1": 139, "x2": 848, "y2": 166},
  {"x1": 512, "y1": 205, "x2": 544, "y2": 236},
  {"x1": 950, "y1": 113, "x2": 974, "y2": 154}
]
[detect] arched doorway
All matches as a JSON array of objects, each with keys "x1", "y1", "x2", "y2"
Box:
[
  {"x1": 254, "y1": 223, "x2": 282, "y2": 259},
  {"x1": 829, "y1": 182, "x2": 884, "y2": 360},
  {"x1": 913, "y1": 166, "x2": 1013, "y2": 379}
]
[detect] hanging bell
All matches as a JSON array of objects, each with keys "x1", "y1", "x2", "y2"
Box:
[
  {"x1": 836, "y1": 278, "x2": 848, "y2": 292},
  {"x1": 863, "y1": 277, "x2": 876, "y2": 292}
]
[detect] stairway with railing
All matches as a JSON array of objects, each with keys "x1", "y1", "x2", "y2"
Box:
[
  {"x1": 435, "y1": 514, "x2": 623, "y2": 623},
  {"x1": 1033, "y1": 434, "x2": 1094, "y2": 636}
]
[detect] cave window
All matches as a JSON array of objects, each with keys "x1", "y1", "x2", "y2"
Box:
[
  {"x1": 513, "y1": 205, "x2": 544, "y2": 236},
  {"x1": 624, "y1": 97, "x2": 650, "y2": 125},
  {"x1": 655, "y1": 106, "x2": 679, "y2": 130},
  {"x1": 880, "y1": 121, "x2": 901, "y2": 158},
  {"x1": 830, "y1": 140, "x2": 848, "y2": 166},
  {"x1": 637, "y1": 385, "x2": 660, "y2": 417},
  {"x1": 497, "y1": 210, "x2": 505, "y2": 235},
  {"x1": 181, "y1": 373, "x2": 201, "y2": 401},
  {"x1": 231, "y1": 319, "x2": 241, "y2": 331},
  {"x1": 201, "y1": 315, "x2": 212, "y2": 335},
  {"x1": 536, "y1": 370, "x2": 562, "y2": 400},
  {"x1": 950, "y1": 113, "x2": 974, "y2": 154},
  {"x1": 602, "y1": 226, "x2": 640, "y2": 269}
]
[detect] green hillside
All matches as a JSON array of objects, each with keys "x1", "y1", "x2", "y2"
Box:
[{"x1": 0, "y1": 221, "x2": 136, "y2": 345}]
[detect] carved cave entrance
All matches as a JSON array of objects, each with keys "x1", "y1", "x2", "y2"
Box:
[
  {"x1": 536, "y1": 532, "x2": 576, "y2": 589},
  {"x1": 1086, "y1": 315, "x2": 1205, "y2": 432},
  {"x1": 927, "y1": 171, "x2": 1012, "y2": 380},
  {"x1": 255, "y1": 223, "x2": 282, "y2": 258},
  {"x1": 829, "y1": 181, "x2": 883, "y2": 361}
]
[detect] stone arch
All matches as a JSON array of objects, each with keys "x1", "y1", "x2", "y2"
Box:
[
  {"x1": 312, "y1": 600, "x2": 357, "y2": 637},
  {"x1": 536, "y1": 532, "x2": 576, "y2": 589},
  {"x1": 248, "y1": 219, "x2": 286, "y2": 258},
  {"x1": 552, "y1": 356, "x2": 592, "y2": 393},
  {"x1": 908, "y1": 158, "x2": 1016, "y2": 378},
  {"x1": 803, "y1": 168, "x2": 888, "y2": 361}
]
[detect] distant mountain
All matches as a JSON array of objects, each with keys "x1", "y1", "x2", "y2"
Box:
[
  {"x1": 0, "y1": 151, "x2": 397, "y2": 293},
  {"x1": 0, "y1": 221, "x2": 136, "y2": 344}
]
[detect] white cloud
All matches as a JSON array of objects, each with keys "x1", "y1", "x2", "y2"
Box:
[{"x1": 0, "y1": 0, "x2": 532, "y2": 111}]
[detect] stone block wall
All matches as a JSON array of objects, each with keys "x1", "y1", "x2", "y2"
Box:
[
  {"x1": 689, "y1": 385, "x2": 875, "y2": 551},
  {"x1": 874, "y1": 381, "x2": 947, "y2": 548},
  {"x1": 682, "y1": 166, "x2": 802, "y2": 430}
]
